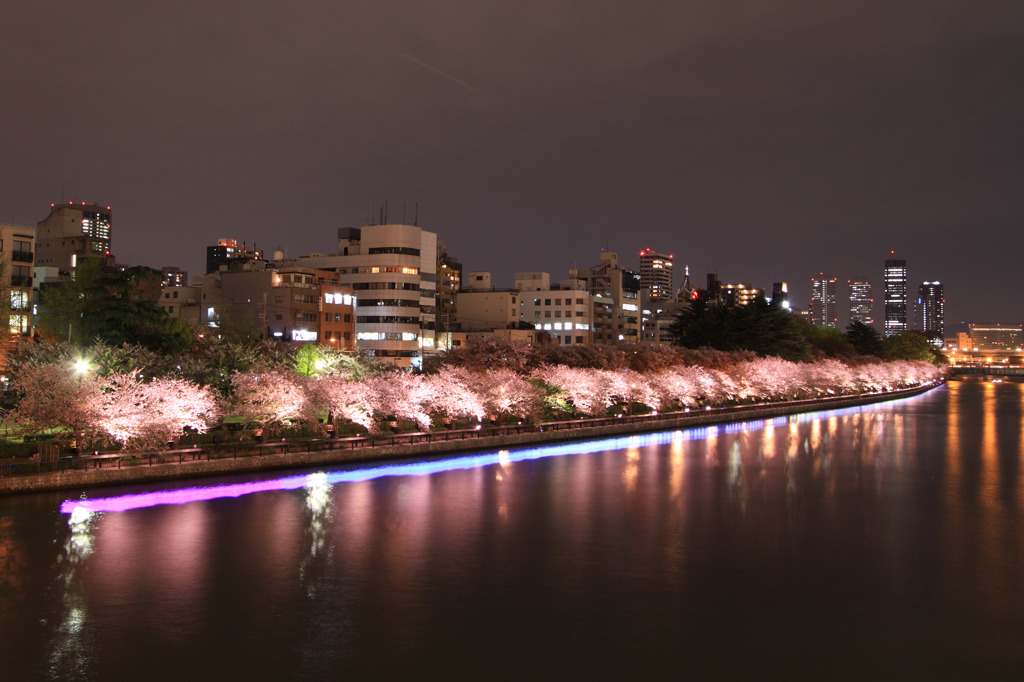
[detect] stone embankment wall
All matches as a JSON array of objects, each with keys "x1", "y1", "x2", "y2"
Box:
[{"x1": 0, "y1": 384, "x2": 940, "y2": 495}]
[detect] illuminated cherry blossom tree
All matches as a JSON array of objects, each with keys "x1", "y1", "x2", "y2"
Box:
[
  {"x1": 90, "y1": 374, "x2": 222, "y2": 448},
  {"x1": 231, "y1": 369, "x2": 318, "y2": 435},
  {"x1": 10, "y1": 363, "x2": 100, "y2": 444},
  {"x1": 315, "y1": 374, "x2": 377, "y2": 432},
  {"x1": 531, "y1": 365, "x2": 610, "y2": 417},
  {"x1": 474, "y1": 368, "x2": 544, "y2": 421},
  {"x1": 421, "y1": 366, "x2": 486, "y2": 425},
  {"x1": 362, "y1": 373, "x2": 433, "y2": 431}
]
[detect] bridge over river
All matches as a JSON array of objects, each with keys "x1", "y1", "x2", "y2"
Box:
[{"x1": 949, "y1": 364, "x2": 1024, "y2": 378}]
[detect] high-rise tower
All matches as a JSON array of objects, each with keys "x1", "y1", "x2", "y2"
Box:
[
  {"x1": 917, "y1": 281, "x2": 944, "y2": 346},
  {"x1": 848, "y1": 279, "x2": 873, "y2": 326},
  {"x1": 810, "y1": 275, "x2": 838, "y2": 327},
  {"x1": 639, "y1": 249, "x2": 673, "y2": 300},
  {"x1": 883, "y1": 256, "x2": 907, "y2": 337}
]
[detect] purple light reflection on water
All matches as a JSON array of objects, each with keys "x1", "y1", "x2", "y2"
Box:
[{"x1": 59, "y1": 397, "x2": 923, "y2": 515}]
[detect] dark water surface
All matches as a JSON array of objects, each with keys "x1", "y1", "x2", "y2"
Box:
[{"x1": 3, "y1": 381, "x2": 1024, "y2": 680}]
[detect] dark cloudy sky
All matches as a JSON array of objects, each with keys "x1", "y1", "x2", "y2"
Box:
[{"x1": 3, "y1": 0, "x2": 1022, "y2": 329}]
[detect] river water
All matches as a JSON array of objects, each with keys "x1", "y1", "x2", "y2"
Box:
[{"x1": 2, "y1": 380, "x2": 1023, "y2": 680}]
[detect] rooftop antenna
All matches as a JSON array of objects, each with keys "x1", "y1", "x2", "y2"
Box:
[{"x1": 414, "y1": 202, "x2": 419, "y2": 226}]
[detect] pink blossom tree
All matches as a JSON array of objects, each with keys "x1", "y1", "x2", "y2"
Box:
[
  {"x1": 421, "y1": 366, "x2": 487, "y2": 426},
  {"x1": 473, "y1": 368, "x2": 544, "y2": 422},
  {"x1": 230, "y1": 369, "x2": 318, "y2": 435},
  {"x1": 90, "y1": 373, "x2": 222, "y2": 449},
  {"x1": 362, "y1": 372, "x2": 433, "y2": 431},
  {"x1": 315, "y1": 374, "x2": 377, "y2": 433},
  {"x1": 531, "y1": 365, "x2": 610, "y2": 417},
  {"x1": 10, "y1": 363, "x2": 101, "y2": 444}
]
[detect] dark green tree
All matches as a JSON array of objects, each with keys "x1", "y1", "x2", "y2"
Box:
[
  {"x1": 845, "y1": 320, "x2": 884, "y2": 357},
  {"x1": 882, "y1": 332, "x2": 947, "y2": 367},
  {"x1": 795, "y1": 318, "x2": 856, "y2": 358},
  {"x1": 37, "y1": 259, "x2": 181, "y2": 350},
  {"x1": 669, "y1": 298, "x2": 813, "y2": 361}
]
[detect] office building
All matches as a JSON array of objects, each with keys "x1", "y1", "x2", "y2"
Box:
[
  {"x1": 436, "y1": 242, "x2": 461, "y2": 334},
  {"x1": 159, "y1": 285, "x2": 202, "y2": 325},
  {"x1": 0, "y1": 223, "x2": 35, "y2": 364},
  {"x1": 35, "y1": 201, "x2": 114, "y2": 272},
  {"x1": 771, "y1": 282, "x2": 791, "y2": 310},
  {"x1": 286, "y1": 223, "x2": 439, "y2": 367},
  {"x1": 570, "y1": 252, "x2": 641, "y2": 343},
  {"x1": 517, "y1": 272, "x2": 594, "y2": 346},
  {"x1": 810, "y1": 276, "x2": 838, "y2": 327},
  {"x1": 883, "y1": 257, "x2": 907, "y2": 337},
  {"x1": 206, "y1": 238, "x2": 264, "y2": 274},
  {"x1": 848, "y1": 279, "x2": 873, "y2": 326},
  {"x1": 161, "y1": 266, "x2": 189, "y2": 287},
  {"x1": 455, "y1": 274, "x2": 520, "y2": 331},
  {"x1": 916, "y1": 282, "x2": 944, "y2": 346},
  {"x1": 639, "y1": 249, "x2": 673, "y2": 301},
  {"x1": 201, "y1": 265, "x2": 356, "y2": 348},
  {"x1": 968, "y1": 324, "x2": 1022, "y2": 352}
]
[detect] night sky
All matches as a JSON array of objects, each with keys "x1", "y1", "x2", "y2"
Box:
[{"x1": 3, "y1": 1, "x2": 1022, "y2": 329}]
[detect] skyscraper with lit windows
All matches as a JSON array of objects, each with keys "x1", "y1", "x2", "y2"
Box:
[
  {"x1": 883, "y1": 257, "x2": 907, "y2": 337},
  {"x1": 917, "y1": 281, "x2": 944, "y2": 346},
  {"x1": 810, "y1": 275, "x2": 838, "y2": 327},
  {"x1": 848, "y1": 279, "x2": 873, "y2": 326},
  {"x1": 639, "y1": 249, "x2": 673, "y2": 300}
]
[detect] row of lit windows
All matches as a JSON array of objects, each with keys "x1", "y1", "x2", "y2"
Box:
[
  {"x1": 533, "y1": 322, "x2": 590, "y2": 331},
  {"x1": 357, "y1": 316, "x2": 419, "y2": 324},
  {"x1": 535, "y1": 310, "x2": 586, "y2": 318},
  {"x1": 323, "y1": 293, "x2": 355, "y2": 305},
  {"x1": 356, "y1": 332, "x2": 419, "y2": 341},
  {"x1": 362, "y1": 266, "x2": 418, "y2": 275},
  {"x1": 358, "y1": 298, "x2": 419, "y2": 308}
]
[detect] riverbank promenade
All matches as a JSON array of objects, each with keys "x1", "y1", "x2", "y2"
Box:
[{"x1": 0, "y1": 382, "x2": 941, "y2": 495}]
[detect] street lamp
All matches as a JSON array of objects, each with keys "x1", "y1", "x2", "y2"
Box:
[{"x1": 74, "y1": 359, "x2": 90, "y2": 374}]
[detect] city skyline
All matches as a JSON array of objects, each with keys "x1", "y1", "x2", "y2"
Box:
[{"x1": 3, "y1": 1, "x2": 1021, "y2": 327}]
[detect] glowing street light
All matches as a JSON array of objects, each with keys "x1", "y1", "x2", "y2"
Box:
[{"x1": 74, "y1": 359, "x2": 91, "y2": 374}]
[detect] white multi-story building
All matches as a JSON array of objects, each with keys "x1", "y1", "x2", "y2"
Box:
[
  {"x1": 288, "y1": 224, "x2": 438, "y2": 368},
  {"x1": 516, "y1": 272, "x2": 594, "y2": 345}
]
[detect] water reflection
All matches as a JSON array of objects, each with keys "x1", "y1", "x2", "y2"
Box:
[
  {"x1": 299, "y1": 473, "x2": 334, "y2": 598},
  {"x1": 48, "y1": 506, "x2": 96, "y2": 678},
  {"x1": 14, "y1": 384, "x2": 1024, "y2": 678}
]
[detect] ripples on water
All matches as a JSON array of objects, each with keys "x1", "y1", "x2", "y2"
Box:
[{"x1": 2, "y1": 381, "x2": 1023, "y2": 679}]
